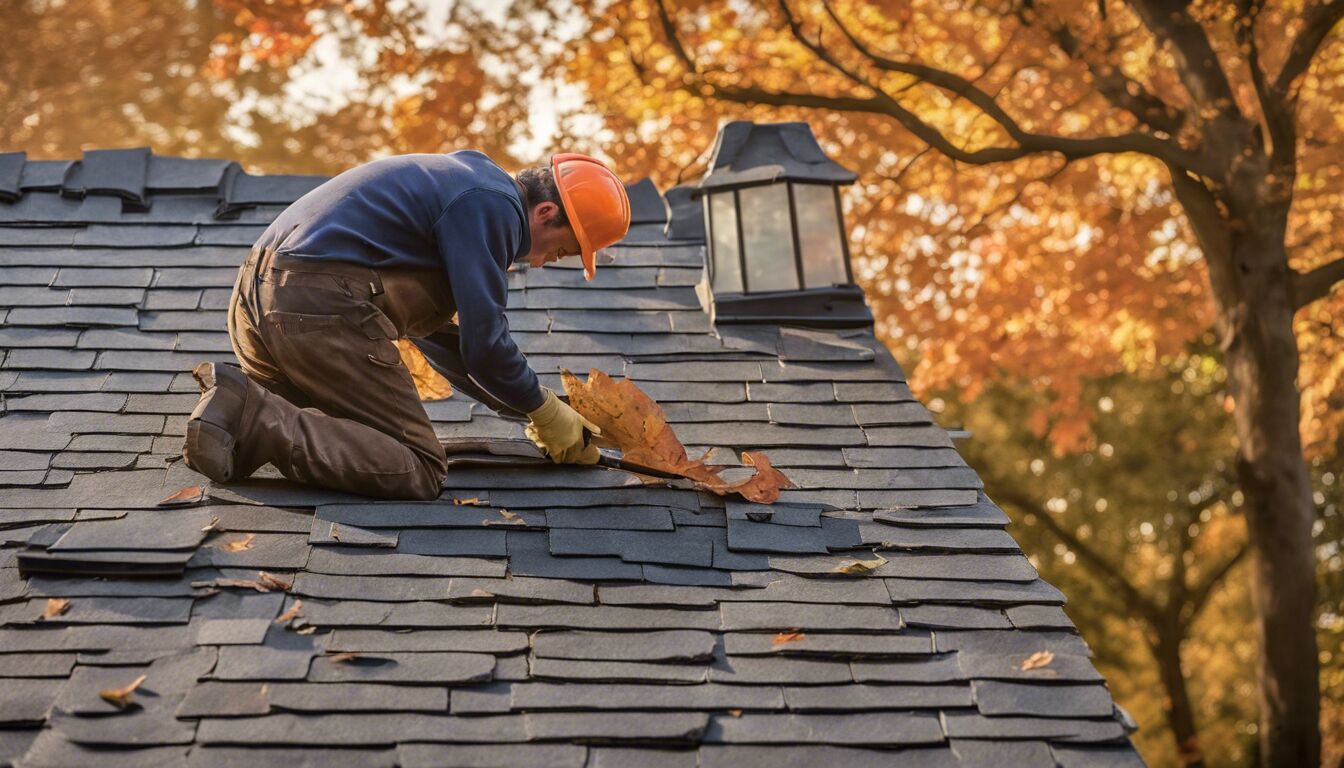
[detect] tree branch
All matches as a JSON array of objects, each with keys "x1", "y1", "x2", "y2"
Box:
[
  {"x1": 1042, "y1": 15, "x2": 1185, "y2": 135},
  {"x1": 1185, "y1": 542, "x2": 1249, "y2": 618},
  {"x1": 802, "y1": 0, "x2": 1217, "y2": 174},
  {"x1": 990, "y1": 488, "x2": 1163, "y2": 624},
  {"x1": 1292, "y1": 257, "x2": 1344, "y2": 310},
  {"x1": 653, "y1": 0, "x2": 698, "y2": 74},
  {"x1": 1272, "y1": 0, "x2": 1344, "y2": 100},
  {"x1": 1125, "y1": 0, "x2": 1245, "y2": 124}
]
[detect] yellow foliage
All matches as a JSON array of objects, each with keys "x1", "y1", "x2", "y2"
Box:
[{"x1": 396, "y1": 339, "x2": 454, "y2": 402}]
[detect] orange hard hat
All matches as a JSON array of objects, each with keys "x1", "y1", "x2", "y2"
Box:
[{"x1": 551, "y1": 153, "x2": 630, "y2": 280}]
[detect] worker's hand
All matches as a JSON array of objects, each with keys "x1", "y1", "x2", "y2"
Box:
[{"x1": 525, "y1": 388, "x2": 600, "y2": 465}]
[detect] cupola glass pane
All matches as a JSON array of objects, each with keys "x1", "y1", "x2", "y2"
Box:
[
  {"x1": 738, "y1": 184, "x2": 798, "y2": 292},
  {"x1": 707, "y1": 193, "x2": 743, "y2": 293},
  {"x1": 792, "y1": 183, "x2": 848, "y2": 287}
]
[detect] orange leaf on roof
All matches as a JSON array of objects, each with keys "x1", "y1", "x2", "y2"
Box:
[
  {"x1": 218, "y1": 533, "x2": 255, "y2": 552},
  {"x1": 772, "y1": 631, "x2": 806, "y2": 646},
  {"x1": 258, "y1": 572, "x2": 292, "y2": 591},
  {"x1": 1019, "y1": 650, "x2": 1056, "y2": 671},
  {"x1": 41, "y1": 598, "x2": 71, "y2": 620},
  {"x1": 561, "y1": 368, "x2": 793, "y2": 503},
  {"x1": 99, "y1": 674, "x2": 147, "y2": 709}
]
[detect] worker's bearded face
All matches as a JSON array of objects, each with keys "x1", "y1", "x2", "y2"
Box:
[{"x1": 525, "y1": 202, "x2": 582, "y2": 268}]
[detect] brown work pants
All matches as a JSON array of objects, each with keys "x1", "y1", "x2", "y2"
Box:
[{"x1": 224, "y1": 248, "x2": 452, "y2": 500}]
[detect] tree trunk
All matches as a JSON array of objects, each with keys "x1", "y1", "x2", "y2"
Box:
[
  {"x1": 1220, "y1": 222, "x2": 1321, "y2": 768},
  {"x1": 1153, "y1": 626, "x2": 1205, "y2": 768}
]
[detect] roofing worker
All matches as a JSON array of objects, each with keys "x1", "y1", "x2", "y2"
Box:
[{"x1": 180, "y1": 152, "x2": 631, "y2": 500}]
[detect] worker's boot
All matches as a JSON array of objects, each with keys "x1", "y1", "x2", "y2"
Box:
[{"x1": 182, "y1": 362, "x2": 278, "y2": 483}]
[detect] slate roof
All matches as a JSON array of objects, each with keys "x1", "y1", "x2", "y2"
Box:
[{"x1": 0, "y1": 148, "x2": 1142, "y2": 768}]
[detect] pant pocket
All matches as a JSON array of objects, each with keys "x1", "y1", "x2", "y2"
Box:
[{"x1": 264, "y1": 311, "x2": 343, "y2": 337}]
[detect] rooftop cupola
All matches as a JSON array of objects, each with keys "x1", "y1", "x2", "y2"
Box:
[{"x1": 695, "y1": 120, "x2": 872, "y2": 328}]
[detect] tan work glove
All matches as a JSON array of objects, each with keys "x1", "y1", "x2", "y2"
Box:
[{"x1": 525, "y1": 388, "x2": 601, "y2": 464}]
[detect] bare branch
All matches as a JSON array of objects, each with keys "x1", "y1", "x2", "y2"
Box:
[
  {"x1": 1235, "y1": 0, "x2": 1296, "y2": 164},
  {"x1": 1186, "y1": 542, "x2": 1250, "y2": 618},
  {"x1": 813, "y1": 1, "x2": 1217, "y2": 174},
  {"x1": 1125, "y1": 0, "x2": 1246, "y2": 124},
  {"x1": 1292, "y1": 257, "x2": 1344, "y2": 310},
  {"x1": 1272, "y1": 0, "x2": 1344, "y2": 100},
  {"x1": 653, "y1": 0, "x2": 698, "y2": 74},
  {"x1": 991, "y1": 488, "x2": 1162, "y2": 624},
  {"x1": 1018, "y1": 7, "x2": 1187, "y2": 136}
]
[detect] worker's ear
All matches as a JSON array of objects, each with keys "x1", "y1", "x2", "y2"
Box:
[{"x1": 532, "y1": 201, "x2": 562, "y2": 227}]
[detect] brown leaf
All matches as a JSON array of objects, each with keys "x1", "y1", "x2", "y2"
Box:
[
  {"x1": 41, "y1": 598, "x2": 71, "y2": 620},
  {"x1": 258, "y1": 572, "x2": 292, "y2": 591},
  {"x1": 217, "y1": 533, "x2": 255, "y2": 552},
  {"x1": 158, "y1": 485, "x2": 204, "y2": 507},
  {"x1": 831, "y1": 555, "x2": 888, "y2": 576},
  {"x1": 329, "y1": 523, "x2": 343, "y2": 541},
  {"x1": 772, "y1": 631, "x2": 806, "y2": 646},
  {"x1": 561, "y1": 368, "x2": 793, "y2": 502},
  {"x1": 1019, "y1": 650, "x2": 1056, "y2": 670},
  {"x1": 397, "y1": 338, "x2": 454, "y2": 401},
  {"x1": 296, "y1": 625, "x2": 317, "y2": 635},
  {"x1": 325, "y1": 651, "x2": 357, "y2": 663},
  {"x1": 275, "y1": 600, "x2": 303, "y2": 625},
  {"x1": 98, "y1": 674, "x2": 147, "y2": 709},
  {"x1": 201, "y1": 516, "x2": 221, "y2": 533},
  {"x1": 727, "y1": 708, "x2": 743, "y2": 717},
  {"x1": 499, "y1": 509, "x2": 518, "y2": 520},
  {"x1": 453, "y1": 497, "x2": 486, "y2": 506},
  {"x1": 213, "y1": 578, "x2": 271, "y2": 593}
]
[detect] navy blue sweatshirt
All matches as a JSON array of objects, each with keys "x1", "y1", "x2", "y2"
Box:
[{"x1": 254, "y1": 151, "x2": 544, "y2": 413}]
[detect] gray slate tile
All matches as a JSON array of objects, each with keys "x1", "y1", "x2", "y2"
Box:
[
  {"x1": 529, "y1": 657, "x2": 707, "y2": 684},
  {"x1": 399, "y1": 743, "x2": 586, "y2": 768},
  {"x1": 699, "y1": 745, "x2": 961, "y2": 768},
  {"x1": 307, "y1": 651, "x2": 495, "y2": 684},
  {"x1": 782, "y1": 683, "x2": 971, "y2": 711},
  {"x1": 940, "y1": 712, "x2": 1125, "y2": 742},
  {"x1": 972, "y1": 680, "x2": 1115, "y2": 718},
  {"x1": 704, "y1": 711, "x2": 944, "y2": 745}
]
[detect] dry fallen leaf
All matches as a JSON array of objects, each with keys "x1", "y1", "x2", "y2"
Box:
[
  {"x1": 158, "y1": 485, "x2": 205, "y2": 507},
  {"x1": 499, "y1": 510, "x2": 518, "y2": 520},
  {"x1": 275, "y1": 600, "x2": 303, "y2": 625},
  {"x1": 397, "y1": 339, "x2": 454, "y2": 401},
  {"x1": 772, "y1": 631, "x2": 806, "y2": 646},
  {"x1": 453, "y1": 497, "x2": 486, "y2": 506},
  {"x1": 41, "y1": 598, "x2": 71, "y2": 620},
  {"x1": 325, "y1": 651, "x2": 358, "y2": 663},
  {"x1": 98, "y1": 674, "x2": 147, "y2": 709},
  {"x1": 212, "y1": 578, "x2": 271, "y2": 593},
  {"x1": 329, "y1": 523, "x2": 343, "y2": 542},
  {"x1": 727, "y1": 708, "x2": 743, "y2": 717},
  {"x1": 296, "y1": 626, "x2": 317, "y2": 635},
  {"x1": 469, "y1": 588, "x2": 494, "y2": 598},
  {"x1": 1019, "y1": 650, "x2": 1056, "y2": 671},
  {"x1": 561, "y1": 368, "x2": 794, "y2": 503},
  {"x1": 832, "y1": 555, "x2": 888, "y2": 576},
  {"x1": 218, "y1": 533, "x2": 255, "y2": 552},
  {"x1": 201, "y1": 516, "x2": 221, "y2": 533},
  {"x1": 258, "y1": 572, "x2": 292, "y2": 591}
]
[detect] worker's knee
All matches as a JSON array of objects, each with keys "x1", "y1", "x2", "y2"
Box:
[{"x1": 401, "y1": 455, "x2": 447, "y2": 501}]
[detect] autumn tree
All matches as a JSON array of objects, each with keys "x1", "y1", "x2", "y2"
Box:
[{"x1": 551, "y1": 2, "x2": 1344, "y2": 765}]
